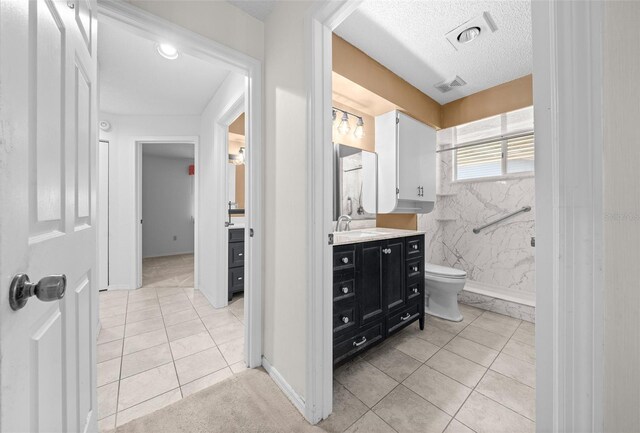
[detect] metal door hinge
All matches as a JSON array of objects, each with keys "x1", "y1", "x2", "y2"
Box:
[
  {"x1": 531, "y1": 236, "x2": 535, "y2": 247},
  {"x1": 328, "y1": 233, "x2": 334, "y2": 245},
  {"x1": 250, "y1": 228, "x2": 254, "y2": 237},
  {"x1": 396, "y1": 116, "x2": 400, "y2": 124}
]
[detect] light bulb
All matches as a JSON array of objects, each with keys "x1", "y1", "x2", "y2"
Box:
[
  {"x1": 156, "y1": 43, "x2": 179, "y2": 60},
  {"x1": 354, "y1": 117, "x2": 365, "y2": 139},
  {"x1": 338, "y1": 112, "x2": 351, "y2": 135}
]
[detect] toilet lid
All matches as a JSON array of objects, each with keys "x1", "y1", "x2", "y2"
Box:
[{"x1": 425, "y1": 263, "x2": 467, "y2": 279}]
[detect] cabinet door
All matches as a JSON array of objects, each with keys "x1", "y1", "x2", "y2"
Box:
[
  {"x1": 357, "y1": 241, "x2": 385, "y2": 325},
  {"x1": 397, "y1": 112, "x2": 424, "y2": 201},
  {"x1": 383, "y1": 238, "x2": 406, "y2": 311},
  {"x1": 418, "y1": 125, "x2": 437, "y2": 202}
]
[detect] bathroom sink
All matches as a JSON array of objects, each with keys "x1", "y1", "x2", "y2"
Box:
[{"x1": 333, "y1": 230, "x2": 390, "y2": 240}]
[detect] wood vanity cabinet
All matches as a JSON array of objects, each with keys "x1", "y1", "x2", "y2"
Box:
[
  {"x1": 333, "y1": 235, "x2": 425, "y2": 366},
  {"x1": 228, "y1": 228, "x2": 245, "y2": 301}
]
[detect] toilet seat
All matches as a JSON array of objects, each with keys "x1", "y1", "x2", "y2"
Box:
[{"x1": 425, "y1": 263, "x2": 466, "y2": 279}]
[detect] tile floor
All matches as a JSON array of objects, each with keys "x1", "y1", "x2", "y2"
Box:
[
  {"x1": 96, "y1": 254, "x2": 246, "y2": 431},
  {"x1": 322, "y1": 304, "x2": 536, "y2": 433}
]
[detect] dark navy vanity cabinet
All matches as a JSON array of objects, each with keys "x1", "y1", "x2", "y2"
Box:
[{"x1": 332, "y1": 234, "x2": 425, "y2": 366}]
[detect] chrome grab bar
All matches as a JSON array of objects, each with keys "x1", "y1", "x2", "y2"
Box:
[{"x1": 473, "y1": 206, "x2": 531, "y2": 234}]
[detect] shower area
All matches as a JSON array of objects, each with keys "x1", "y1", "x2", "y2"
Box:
[{"x1": 419, "y1": 106, "x2": 536, "y2": 322}]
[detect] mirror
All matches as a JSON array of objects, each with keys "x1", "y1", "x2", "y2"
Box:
[{"x1": 333, "y1": 143, "x2": 378, "y2": 221}]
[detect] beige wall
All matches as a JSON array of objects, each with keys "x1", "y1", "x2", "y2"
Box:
[
  {"x1": 333, "y1": 37, "x2": 533, "y2": 231},
  {"x1": 333, "y1": 34, "x2": 441, "y2": 129},
  {"x1": 604, "y1": 3, "x2": 640, "y2": 431},
  {"x1": 331, "y1": 101, "x2": 375, "y2": 152},
  {"x1": 229, "y1": 113, "x2": 245, "y2": 210},
  {"x1": 441, "y1": 75, "x2": 533, "y2": 128}
]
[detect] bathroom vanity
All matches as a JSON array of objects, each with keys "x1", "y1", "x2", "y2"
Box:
[
  {"x1": 228, "y1": 227, "x2": 245, "y2": 301},
  {"x1": 332, "y1": 229, "x2": 425, "y2": 366}
]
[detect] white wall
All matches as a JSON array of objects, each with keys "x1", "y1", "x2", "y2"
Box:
[
  {"x1": 99, "y1": 114, "x2": 201, "y2": 289},
  {"x1": 604, "y1": 2, "x2": 640, "y2": 431},
  {"x1": 198, "y1": 73, "x2": 245, "y2": 308},
  {"x1": 142, "y1": 153, "x2": 194, "y2": 258},
  {"x1": 263, "y1": 0, "x2": 315, "y2": 402},
  {"x1": 124, "y1": 0, "x2": 312, "y2": 413},
  {"x1": 128, "y1": 0, "x2": 264, "y2": 61}
]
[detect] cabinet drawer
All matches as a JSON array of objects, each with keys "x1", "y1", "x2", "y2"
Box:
[
  {"x1": 229, "y1": 267, "x2": 244, "y2": 291},
  {"x1": 406, "y1": 259, "x2": 423, "y2": 281},
  {"x1": 333, "y1": 248, "x2": 355, "y2": 271},
  {"x1": 334, "y1": 322, "x2": 384, "y2": 365},
  {"x1": 229, "y1": 242, "x2": 245, "y2": 267},
  {"x1": 333, "y1": 301, "x2": 357, "y2": 335},
  {"x1": 387, "y1": 303, "x2": 420, "y2": 335},
  {"x1": 406, "y1": 236, "x2": 424, "y2": 258},
  {"x1": 228, "y1": 228, "x2": 244, "y2": 243},
  {"x1": 333, "y1": 278, "x2": 355, "y2": 302},
  {"x1": 407, "y1": 281, "x2": 423, "y2": 302}
]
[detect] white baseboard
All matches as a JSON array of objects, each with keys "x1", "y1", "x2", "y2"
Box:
[
  {"x1": 106, "y1": 284, "x2": 133, "y2": 291},
  {"x1": 261, "y1": 356, "x2": 306, "y2": 416},
  {"x1": 464, "y1": 280, "x2": 535, "y2": 307}
]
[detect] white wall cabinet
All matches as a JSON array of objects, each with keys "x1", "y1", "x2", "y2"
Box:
[{"x1": 375, "y1": 110, "x2": 436, "y2": 214}]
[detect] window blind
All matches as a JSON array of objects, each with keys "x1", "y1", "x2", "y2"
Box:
[
  {"x1": 455, "y1": 140, "x2": 503, "y2": 180},
  {"x1": 506, "y1": 133, "x2": 535, "y2": 174}
]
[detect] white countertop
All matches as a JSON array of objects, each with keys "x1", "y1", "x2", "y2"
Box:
[
  {"x1": 227, "y1": 223, "x2": 245, "y2": 229},
  {"x1": 333, "y1": 228, "x2": 425, "y2": 246}
]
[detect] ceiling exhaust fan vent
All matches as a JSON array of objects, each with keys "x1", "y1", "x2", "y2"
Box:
[{"x1": 434, "y1": 76, "x2": 467, "y2": 93}]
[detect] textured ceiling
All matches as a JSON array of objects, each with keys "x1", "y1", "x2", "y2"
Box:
[
  {"x1": 99, "y1": 20, "x2": 231, "y2": 116},
  {"x1": 334, "y1": 0, "x2": 532, "y2": 104},
  {"x1": 142, "y1": 142, "x2": 194, "y2": 160},
  {"x1": 227, "y1": 0, "x2": 275, "y2": 21}
]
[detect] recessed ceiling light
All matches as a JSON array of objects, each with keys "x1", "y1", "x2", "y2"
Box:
[
  {"x1": 457, "y1": 26, "x2": 481, "y2": 44},
  {"x1": 156, "y1": 43, "x2": 179, "y2": 60}
]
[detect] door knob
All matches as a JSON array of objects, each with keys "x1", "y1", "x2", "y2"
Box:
[{"x1": 9, "y1": 274, "x2": 66, "y2": 311}]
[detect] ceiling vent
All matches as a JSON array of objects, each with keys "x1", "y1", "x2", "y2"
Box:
[
  {"x1": 434, "y1": 76, "x2": 467, "y2": 93},
  {"x1": 445, "y1": 12, "x2": 498, "y2": 51}
]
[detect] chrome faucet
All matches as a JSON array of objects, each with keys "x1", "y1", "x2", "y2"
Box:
[{"x1": 335, "y1": 215, "x2": 352, "y2": 232}]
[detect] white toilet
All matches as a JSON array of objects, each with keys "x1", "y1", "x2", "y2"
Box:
[{"x1": 424, "y1": 263, "x2": 467, "y2": 322}]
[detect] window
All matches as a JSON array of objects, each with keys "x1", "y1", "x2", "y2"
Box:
[{"x1": 439, "y1": 107, "x2": 534, "y2": 181}]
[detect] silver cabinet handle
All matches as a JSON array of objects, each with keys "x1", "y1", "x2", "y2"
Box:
[
  {"x1": 411, "y1": 266, "x2": 418, "y2": 272},
  {"x1": 342, "y1": 287, "x2": 349, "y2": 294},
  {"x1": 9, "y1": 274, "x2": 67, "y2": 311},
  {"x1": 412, "y1": 244, "x2": 419, "y2": 250},
  {"x1": 238, "y1": 253, "x2": 243, "y2": 257},
  {"x1": 341, "y1": 257, "x2": 349, "y2": 264},
  {"x1": 412, "y1": 287, "x2": 419, "y2": 294},
  {"x1": 400, "y1": 313, "x2": 411, "y2": 321},
  {"x1": 341, "y1": 316, "x2": 349, "y2": 324},
  {"x1": 353, "y1": 336, "x2": 367, "y2": 347},
  {"x1": 238, "y1": 276, "x2": 243, "y2": 281}
]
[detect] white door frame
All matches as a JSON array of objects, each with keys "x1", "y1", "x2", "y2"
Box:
[
  {"x1": 98, "y1": 0, "x2": 263, "y2": 369},
  {"x1": 306, "y1": 0, "x2": 605, "y2": 429},
  {"x1": 134, "y1": 137, "x2": 199, "y2": 288}
]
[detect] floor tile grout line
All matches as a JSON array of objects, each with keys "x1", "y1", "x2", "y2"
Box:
[
  {"x1": 111, "y1": 289, "x2": 130, "y2": 424},
  {"x1": 154, "y1": 283, "x2": 185, "y2": 402},
  {"x1": 442, "y1": 312, "x2": 533, "y2": 431}
]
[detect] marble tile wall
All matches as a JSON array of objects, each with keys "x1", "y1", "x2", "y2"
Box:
[{"x1": 419, "y1": 148, "x2": 536, "y2": 307}]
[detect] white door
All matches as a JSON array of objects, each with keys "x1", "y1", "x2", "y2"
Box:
[{"x1": 0, "y1": 0, "x2": 98, "y2": 432}]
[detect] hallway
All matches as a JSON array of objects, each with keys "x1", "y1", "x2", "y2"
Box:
[{"x1": 97, "y1": 254, "x2": 245, "y2": 431}]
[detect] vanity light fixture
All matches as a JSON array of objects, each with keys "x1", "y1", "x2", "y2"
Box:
[
  {"x1": 333, "y1": 107, "x2": 365, "y2": 139},
  {"x1": 337, "y1": 112, "x2": 351, "y2": 135},
  {"x1": 229, "y1": 146, "x2": 245, "y2": 165},
  {"x1": 156, "y1": 43, "x2": 179, "y2": 60},
  {"x1": 457, "y1": 26, "x2": 481, "y2": 44},
  {"x1": 354, "y1": 117, "x2": 365, "y2": 139}
]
